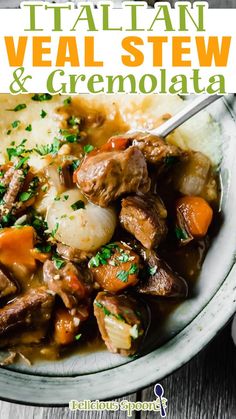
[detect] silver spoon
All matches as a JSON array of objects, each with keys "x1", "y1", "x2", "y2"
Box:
[{"x1": 128, "y1": 94, "x2": 223, "y2": 138}]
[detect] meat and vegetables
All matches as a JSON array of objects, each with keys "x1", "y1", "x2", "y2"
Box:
[{"x1": 0, "y1": 95, "x2": 220, "y2": 364}]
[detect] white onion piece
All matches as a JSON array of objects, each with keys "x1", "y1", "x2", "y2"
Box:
[
  {"x1": 46, "y1": 189, "x2": 117, "y2": 252},
  {"x1": 104, "y1": 316, "x2": 132, "y2": 350}
]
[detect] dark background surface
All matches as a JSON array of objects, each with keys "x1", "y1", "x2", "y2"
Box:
[{"x1": 0, "y1": 0, "x2": 236, "y2": 418}]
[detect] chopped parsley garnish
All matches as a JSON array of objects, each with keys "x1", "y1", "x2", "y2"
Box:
[
  {"x1": 19, "y1": 176, "x2": 39, "y2": 202},
  {"x1": 41, "y1": 185, "x2": 48, "y2": 192},
  {"x1": 116, "y1": 264, "x2": 138, "y2": 283},
  {"x1": 63, "y1": 97, "x2": 72, "y2": 106},
  {"x1": 15, "y1": 156, "x2": 29, "y2": 169},
  {"x1": 116, "y1": 270, "x2": 129, "y2": 282},
  {"x1": 11, "y1": 120, "x2": 21, "y2": 129},
  {"x1": 34, "y1": 137, "x2": 60, "y2": 156},
  {"x1": 32, "y1": 93, "x2": 52, "y2": 102},
  {"x1": 51, "y1": 222, "x2": 59, "y2": 238},
  {"x1": 59, "y1": 129, "x2": 79, "y2": 144},
  {"x1": 35, "y1": 244, "x2": 52, "y2": 253},
  {"x1": 31, "y1": 212, "x2": 48, "y2": 235},
  {"x1": 71, "y1": 159, "x2": 80, "y2": 171},
  {"x1": 25, "y1": 124, "x2": 32, "y2": 132},
  {"x1": 75, "y1": 333, "x2": 82, "y2": 341},
  {"x1": 40, "y1": 109, "x2": 47, "y2": 119},
  {"x1": 7, "y1": 139, "x2": 28, "y2": 161},
  {"x1": 175, "y1": 226, "x2": 189, "y2": 240},
  {"x1": 83, "y1": 144, "x2": 94, "y2": 154},
  {"x1": 149, "y1": 266, "x2": 157, "y2": 276},
  {"x1": 8, "y1": 103, "x2": 27, "y2": 112},
  {"x1": 52, "y1": 255, "x2": 65, "y2": 269},
  {"x1": 7, "y1": 130, "x2": 11, "y2": 135},
  {"x1": 88, "y1": 243, "x2": 118, "y2": 268},
  {"x1": 68, "y1": 115, "x2": 80, "y2": 127},
  {"x1": 71, "y1": 200, "x2": 85, "y2": 211},
  {"x1": 117, "y1": 253, "x2": 130, "y2": 263}
]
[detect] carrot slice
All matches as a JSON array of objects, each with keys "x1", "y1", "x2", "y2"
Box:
[
  {"x1": 54, "y1": 308, "x2": 78, "y2": 345},
  {"x1": 176, "y1": 196, "x2": 213, "y2": 238},
  {"x1": 0, "y1": 226, "x2": 36, "y2": 269}
]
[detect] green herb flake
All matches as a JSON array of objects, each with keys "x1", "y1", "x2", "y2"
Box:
[
  {"x1": 25, "y1": 124, "x2": 32, "y2": 132},
  {"x1": 68, "y1": 115, "x2": 80, "y2": 127},
  {"x1": 129, "y1": 264, "x2": 138, "y2": 275},
  {"x1": 71, "y1": 200, "x2": 85, "y2": 211},
  {"x1": 19, "y1": 191, "x2": 31, "y2": 202},
  {"x1": 175, "y1": 226, "x2": 189, "y2": 241},
  {"x1": 34, "y1": 137, "x2": 60, "y2": 156},
  {"x1": 35, "y1": 244, "x2": 52, "y2": 253},
  {"x1": 32, "y1": 93, "x2": 52, "y2": 102},
  {"x1": 83, "y1": 144, "x2": 94, "y2": 154},
  {"x1": 40, "y1": 109, "x2": 47, "y2": 119},
  {"x1": 75, "y1": 333, "x2": 82, "y2": 341},
  {"x1": 41, "y1": 185, "x2": 48, "y2": 192},
  {"x1": 52, "y1": 255, "x2": 65, "y2": 270},
  {"x1": 149, "y1": 266, "x2": 157, "y2": 276},
  {"x1": 8, "y1": 104, "x2": 27, "y2": 112},
  {"x1": 51, "y1": 222, "x2": 59, "y2": 238},
  {"x1": 11, "y1": 120, "x2": 21, "y2": 129},
  {"x1": 71, "y1": 159, "x2": 80, "y2": 171},
  {"x1": 6, "y1": 130, "x2": 11, "y2": 135},
  {"x1": 63, "y1": 97, "x2": 72, "y2": 106},
  {"x1": 15, "y1": 156, "x2": 29, "y2": 169},
  {"x1": 116, "y1": 270, "x2": 129, "y2": 283}
]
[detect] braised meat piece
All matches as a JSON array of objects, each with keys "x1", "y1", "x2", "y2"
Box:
[
  {"x1": 94, "y1": 292, "x2": 147, "y2": 356},
  {"x1": 0, "y1": 168, "x2": 25, "y2": 221},
  {"x1": 120, "y1": 194, "x2": 168, "y2": 249},
  {"x1": 0, "y1": 267, "x2": 17, "y2": 299},
  {"x1": 137, "y1": 249, "x2": 188, "y2": 298},
  {"x1": 131, "y1": 132, "x2": 184, "y2": 166},
  {"x1": 43, "y1": 260, "x2": 93, "y2": 309},
  {"x1": 56, "y1": 243, "x2": 92, "y2": 263},
  {"x1": 75, "y1": 146, "x2": 151, "y2": 207},
  {"x1": 88, "y1": 242, "x2": 140, "y2": 293},
  {"x1": 0, "y1": 287, "x2": 54, "y2": 336}
]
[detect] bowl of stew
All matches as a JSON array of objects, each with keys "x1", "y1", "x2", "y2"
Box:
[{"x1": 0, "y1": 93, "x2": 235, "y2": 405}]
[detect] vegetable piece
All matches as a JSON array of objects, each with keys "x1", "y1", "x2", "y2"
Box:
[
  {"x1": 174, "y1": 151, "x2": 218, "y2": 203},
  {"x1": 0, "y1": 226, "x2": 36, "y2": 270},
  {"x1": 94, "y1": 292, "x2": 147, "y2": 356},
  {"x1": 101, "y1": 136, "x2": 130, "y2": 152},
  {"x1": 54, "y1": 308, "x2": 80, "y2": 345},
  {"x1": 89, "y1": 242, "x2": 140, "y2": 293},
  {"x1": 176, "y1": 196, "x2": 213, "y2": 240}
]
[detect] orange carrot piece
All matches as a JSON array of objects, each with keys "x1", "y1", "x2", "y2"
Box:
[
  {"x1": 54, "y1": 308, "x2": 78, "y2": 345},
  {"x1": 176, "y1": 196, "x2": 213, "y2": 238},
  {"x1": 0, "y1": 226, "x2": 36, "y2": 269}
]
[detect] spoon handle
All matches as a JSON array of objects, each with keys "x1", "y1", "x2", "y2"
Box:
[{"x1": 148, "y1": 94, "x2": 222, "y2": 138}]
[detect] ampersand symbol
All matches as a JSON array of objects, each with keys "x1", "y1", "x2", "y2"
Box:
[{"x1": 9, "y1": 67, "x2": 32, "y2": 94}]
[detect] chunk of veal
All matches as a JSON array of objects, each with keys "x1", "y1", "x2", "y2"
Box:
[
  {"x1": 56, "y1": 243, "x2": 92, "y2": 263},
  {"x1": 137, "y1": 249, "x2": 188, "y2": 298},
  {"x1": 88, "y1": 242, "x2": 140, "y2": 293},
  {"x1": 43, "y1": 260, "x2": 93, "y2": 309},
  {"x1": 75, "y1": 146, "x2": 151, "y2": 207},
  {"x1": 94, "y1": 291, "x2": 145, "y2": 356},
  {"x1": 0, "y1": 267, "x2": 17, "y2": 299},
  {"x1": 0, "y1": 287, "x2": 54, "y2": 336},
  {"x1": 120, "y1": 194, "x2": 167, "y2": 249}
]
